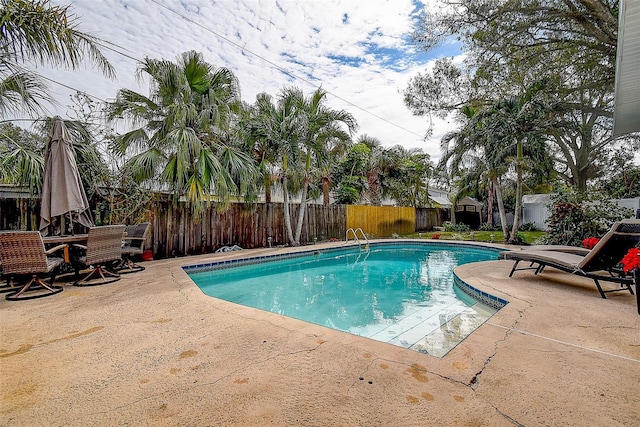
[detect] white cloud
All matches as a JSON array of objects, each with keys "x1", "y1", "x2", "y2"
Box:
[{"x1": 33, "y1": 0, "x2": 459, "y2": 161}]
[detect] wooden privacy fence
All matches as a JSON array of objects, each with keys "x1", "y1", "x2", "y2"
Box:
[
  {"x1": 0, "y1": 193, "x2": 444, "y2": 258},
  {"x1": 149, "y1": 201, "x2": 347, "y2": 257},
  {"x1": 151, "y1": 203, "x2": 442, "y2": 257},
  {"x1": 346, "y1": 205, "x2": 416, "y2": 237}
]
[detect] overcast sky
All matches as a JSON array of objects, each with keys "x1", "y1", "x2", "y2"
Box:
[{"x1": 37, "y1": 0, "x2": 460, "y2": 161}]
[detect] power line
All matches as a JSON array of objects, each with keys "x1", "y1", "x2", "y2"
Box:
[
  {"x1": 148, "y1": 0, "x2": 425, "y2": 140},
  {"x1": 39, "y1": 75, "x2": 107, "y2": 103},
  {"x1": 35, "y1": 1, "x2": 427, "y2": 141},
  {"x1": 94, "y1": 39, "x2": 143, "y2": 64}
]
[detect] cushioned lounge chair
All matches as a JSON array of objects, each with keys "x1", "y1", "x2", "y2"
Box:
[
  {"x1": 0, "y1": 231, "x2": 66, "y2": 300},
  {"x1": 73, "y1": 225, "x2": 126, "y2": 286},
  {"x1": 502, "y1": 219, "x2": 640, "y2": 298},
  {"x1": 114, "y1": 222, "x2": 150, "y2": 274},
  {"x1": 524, "y1": 245, "x2": 591, "y2": 255}
]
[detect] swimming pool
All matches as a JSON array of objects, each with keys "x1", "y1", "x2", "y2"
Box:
[{"x1": 185, "y1": 241, "x2": 507, "y2": 357}]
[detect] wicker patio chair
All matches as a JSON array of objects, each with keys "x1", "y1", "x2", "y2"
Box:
[
  {"x1": 73, "y1": 225, "x2": 126, "y2": 286},
  {"x1": 114, "y1": 222, "x2": 150, "y2": 274},
  {"x1": 0, "y1": 231, "x2": 66, "y2": 300}
]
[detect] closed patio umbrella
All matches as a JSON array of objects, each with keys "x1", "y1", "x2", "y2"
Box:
[{"x1": 39, "y1": 117, "x2": 94, "y2": 236}]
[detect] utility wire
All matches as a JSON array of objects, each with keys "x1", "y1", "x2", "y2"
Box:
[
  {"x1": 148, "y1": 0, "x2": 425, "y2": 139},
  {"x1": 39, "y1": 74, "x2": 107, "y2": 103},
  {"x1": 33, "y1": 1, "x2": 426, "y2": 140}
]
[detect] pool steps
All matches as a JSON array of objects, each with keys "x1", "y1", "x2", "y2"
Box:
[{"x1": 351, "y1": 298, "x2": 495, "y2": 357}]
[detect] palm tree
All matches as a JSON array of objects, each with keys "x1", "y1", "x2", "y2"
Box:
[
  {"x1": 440, "y1": 104, "x2": 512, "y2": 239},
  {"x1": 106, "y1": 51, "x2": 256, "y2": 215},
  {"x1": 383, "y1": 146, "x2": 432, "y2": 207},
  {"x1": 1, "y1": 117, "x2": 106, "y2": 198},
  {"x1": 479, "y1": 81, "x2": 555, "y2": 241},
  {"x1": 0, "y1": 0, "x2": 114, "y2": 116},
  {"x1": 0, "y1": 121, "x2": 46, "y2": 191},
  {"x1": 290, "y1": 88, "x2": 356, "y2": 245},
  {"x1": 245, "y1": 92, "x2": 297, "y2": 204},
  {"x1": 246, "y1": 86, "x2": 356, "y2": 245},
  {"x1": 356, "y1": 134, "x2": 384, "y2": 205},
  {"x1": 319, "y1": 132, "x2": 352, "y2": 206}
]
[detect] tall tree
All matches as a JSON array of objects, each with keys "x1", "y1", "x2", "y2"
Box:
[
  {"x1": 245, "y1": 93, "x2": 286, "y2": 204},
  {"x1": 0, "y1": 121, "x2": 45, "y2": 191},
  {"x1": 440, "y1": 104, "x2": 511, "y2": 240},
  {"x1": 358, "y1": 134, "x2": 385, "y2": 206},
  {"x1": 479, "y1": 81, "x2": 556, "y2": 241},
  {"x1": 382, "y1": 146, "x2": 432, "y2": 207},
  {"x1": 407, "y1": 0, "x2": 625, "y2": 192},
  {"x1": 290, "y1": 87, "x2": 356, "y2": 245},
  {"x1": 106, "y1": 51, "x2": 255, "y2": 215},
  {"x1": 0, "y1": 0, "x2": 114, "y2": 116}
]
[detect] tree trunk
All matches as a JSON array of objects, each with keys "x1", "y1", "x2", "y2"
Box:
[
  {"x1": 510, "y1": 141, "x2": 523, "y2": 243},
  {"x1": 282, "y1": 175, "x2": 295, "y2": 246},
  {"x1": 493, "y1": 177, "x2": 510, "y2": 242},
  {"x1": 264, "y1": 174, "x2": 272, "y2": 203},
  {"x1": 293, "y1": 181, "x2": 308, "y2": 245},
  {"x1": 487, "y1": 178, "x2": 495, "y2": 227},
  {"x1": 322, "y1": 176, "x2": 330, "y2": 205},
  {"x1": 366, "y1": 170, "x2": 381, "y2": 206}
]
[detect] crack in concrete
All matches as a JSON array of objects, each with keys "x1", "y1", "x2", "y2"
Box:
[{"x1": 467, "y1": 286, "x2": 530, "y2": 427}]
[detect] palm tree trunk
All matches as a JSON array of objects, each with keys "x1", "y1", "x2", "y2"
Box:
[
  {"x1": 283, "y1": 175, "x2": 295, "y2": 245},
  {"x1": 493, "y1": 177, "x2": 510, "y2": 241},
  {"x1": 366, "y1": 170, "x2": 381, "y2": 206},
  {"x1": 510, "y1": 141, "x2": 523, "y2": 242},
  {"x1": 322, "y1": 176, "x2": 330, "y2": 205},
  {"x1": 487, "y1": 178, "x2": 494, "y2": 227},
  {"x1": 264, "y1": 173, "x2": 272, "y2": 203},
  {"x1": 293, "y1": 181, "x2": 308, "y2": 246}
]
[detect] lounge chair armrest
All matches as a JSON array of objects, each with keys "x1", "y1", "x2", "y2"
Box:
[
  {"x1": 45, "y1": 243, "x2": 67, "y2": 255},
  {"x1": 72, "y1": 243, "x2": 88, "y2": 250}
]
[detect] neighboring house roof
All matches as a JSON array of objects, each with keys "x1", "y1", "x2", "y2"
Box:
[
  {"x1": 457, "y1": 196, "x2": 483, "y2": 207},
  {"x1": 429, "y1": 195, "x2": 452, "y2": 208}
]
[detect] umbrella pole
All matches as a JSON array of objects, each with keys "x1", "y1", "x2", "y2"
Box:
[{"x1": 69, "y1": 212, "x2": 75, "y2": 236}]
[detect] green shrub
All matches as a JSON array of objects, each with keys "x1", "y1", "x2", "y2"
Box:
[
  {"x1": 542, "y1": 189, "x2": 632, "y2": 246},
  {"x1": 518, "y1": 222, "x2": 539, "y2": 232},
  {"x1": 478, "y1": 222, "x2": 501, "y2": 231},
  {"x1": 442, "y1": 221, "x2": 471, "y2": 232}
]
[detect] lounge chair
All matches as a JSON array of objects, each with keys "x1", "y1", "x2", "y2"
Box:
[
  {"x1": 502, "y1": 219, "x2": 640, "y2": 298},
  {"x1": 0, "y1": 231, "x2": 66, "y2": 300},
  {"x1": 524, "y1": 245, "x2": 591, "y2": 255},
  {"x1": 114, "y1": 222, "x2": 151, "y2": 274},
  {"x1": 73, "y1": 225, "x2": 126, "y2": 286}
]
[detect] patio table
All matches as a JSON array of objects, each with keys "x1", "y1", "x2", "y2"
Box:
[{"x1": 42, "y1": 234, "x2": 88, "y2": 263}]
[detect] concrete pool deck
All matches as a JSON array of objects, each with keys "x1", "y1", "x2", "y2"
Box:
[{"x1": 1, "y1": 240, "x2": 639, "y2": 426}]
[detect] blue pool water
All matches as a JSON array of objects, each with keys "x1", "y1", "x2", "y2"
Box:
[{"x1": 186, "y1": 242, "x2": 505, "y2": 356}]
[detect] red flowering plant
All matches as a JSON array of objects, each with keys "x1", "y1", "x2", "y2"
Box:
[
  {"x1": 620, "y1": 248, "x2": 640, "y2": 274},
  {"x1": 582, "y1": 237, "x2": 600, "y2": 249}
]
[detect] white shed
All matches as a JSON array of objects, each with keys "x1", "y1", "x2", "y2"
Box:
[{"x1": 522, "y1": 194, "x2": 552, "y2": 231}]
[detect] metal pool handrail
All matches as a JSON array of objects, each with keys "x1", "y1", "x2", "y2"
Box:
[{"x1": 345, "y1": 227, "x2": 369, "y2": 247}]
